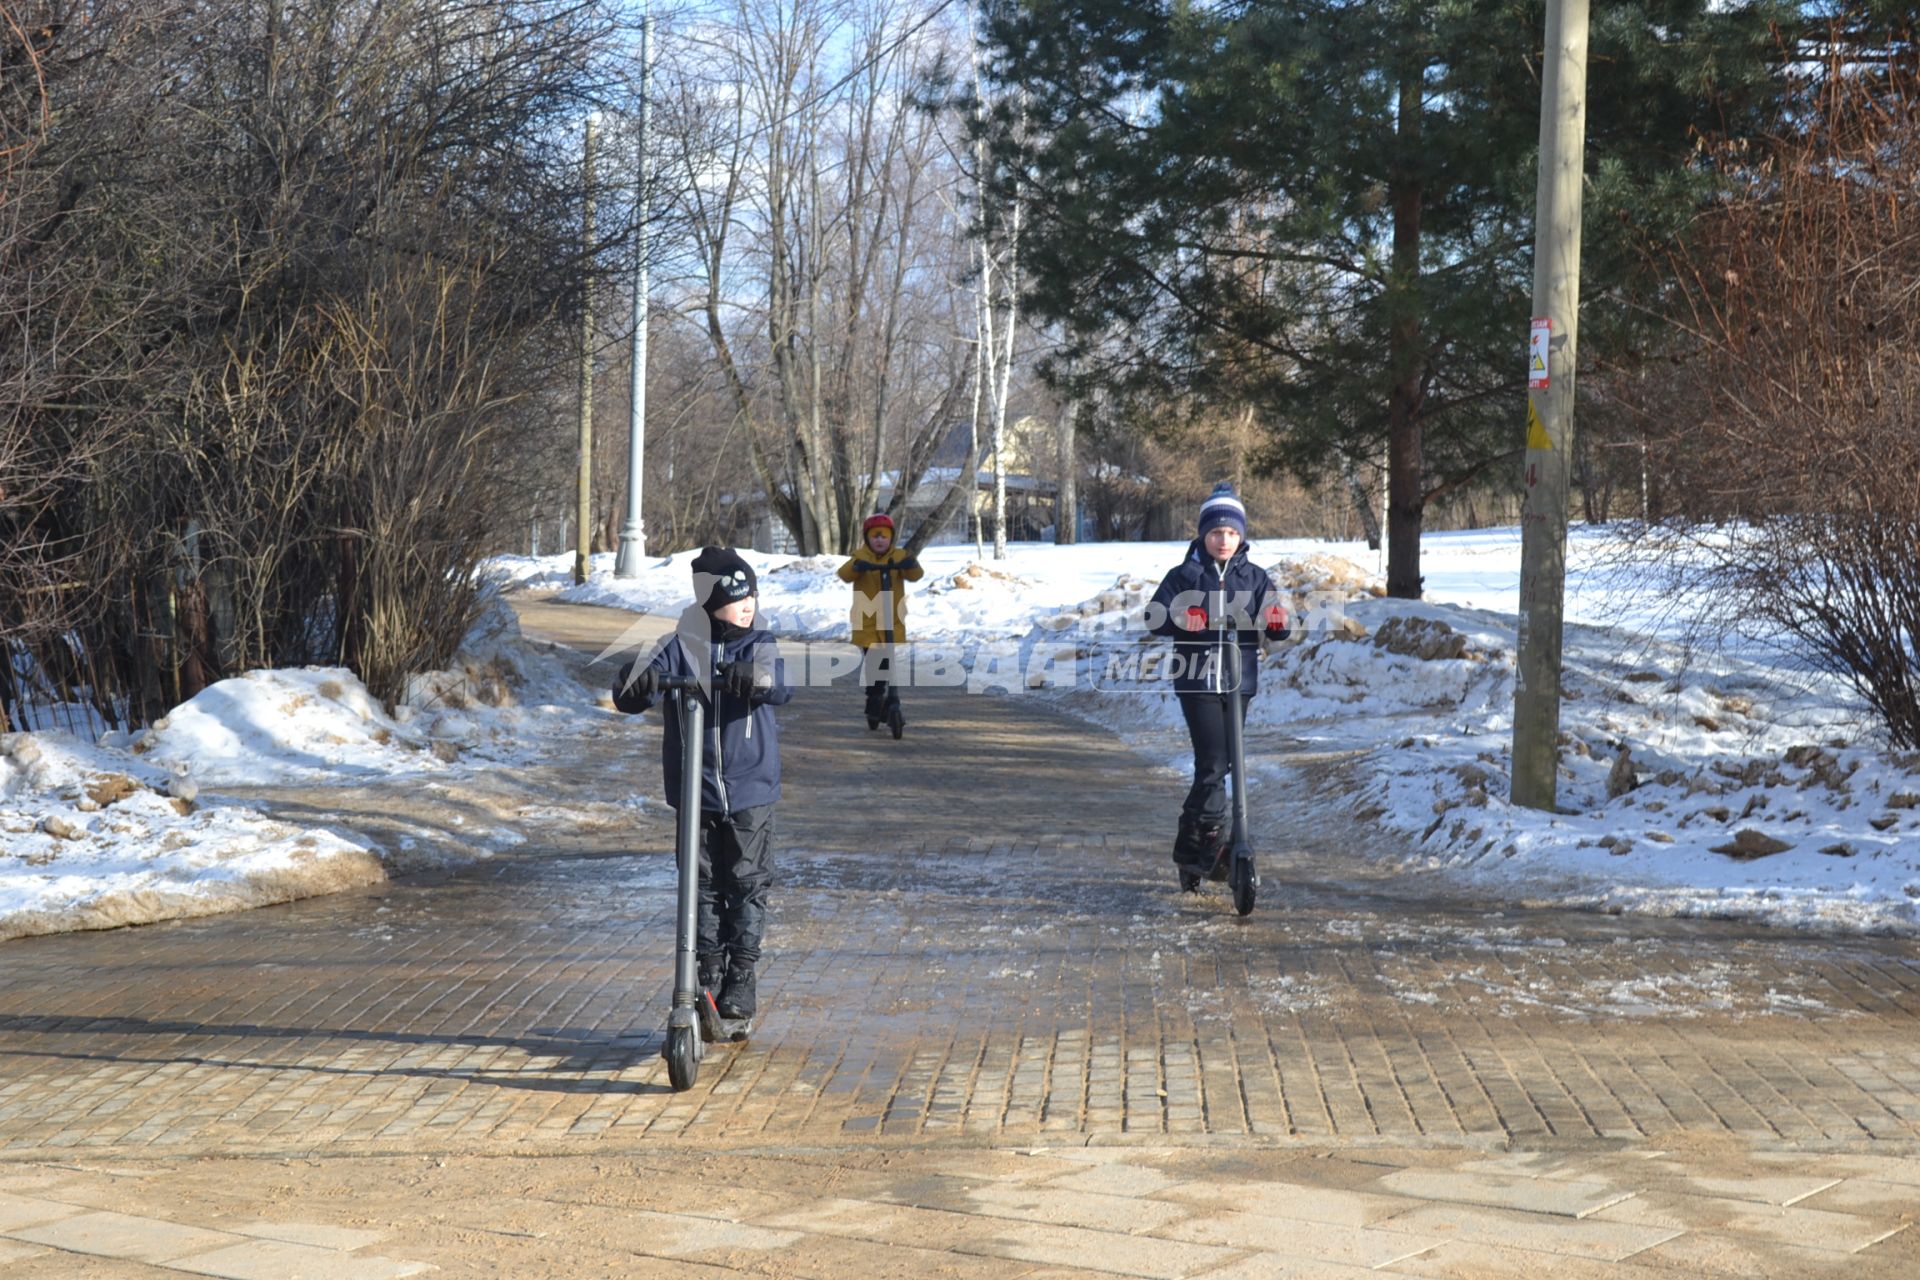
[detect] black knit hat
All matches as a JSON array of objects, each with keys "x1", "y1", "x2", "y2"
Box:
[{"x1": 690, "y1": 545, "x2": 757, "y2": 613}]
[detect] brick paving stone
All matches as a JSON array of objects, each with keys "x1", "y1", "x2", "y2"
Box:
[
  {"x1": 1385, "y1": 1239, "x2": 1675, "y2": 1279},
  {"x1": 1373, "y1": 1168, "x2": 1638, "y2": 1218},
  {"x1": 165, "y1": 1240, "x2": 429, "y2": 1280},
  {"x1": 0, "y1": 1194, "x2": 81, "y2": 1232},
  {"x1": 1371, "y1": 1203, "x2": 1682, "y2": 1261},
  {"x1": 1152, "y1": 1211, "x2": 1437, "y2": 1268},
  {"x1": 227, "y1": 1223, "x2": 390, "y2": 1251},
  {"x1": 1158, "y1": 1181, "x2": 1424, "y2": 1228},
  {"x1": 8, "y1": 1212, "x2": 241, "y2": 1263},
  {"x1": 1592, "y1": 1191, "x2": 1910, "y2": 1252},
  {"x1": 0, "y1": 1239, "x2": 52, "y2": 1263},
  {"x1": 1625, "y1": 1231, "x2": 1892, "y2": 1278},
  {"x1": 1797, "y1": 1177, "x2": 1920, "y2": 1217}
]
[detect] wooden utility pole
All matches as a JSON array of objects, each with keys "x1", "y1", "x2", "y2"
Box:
[
  {"x1": 575, "y1": 114, "x2": 596, "y2": 587},
  {"x1": 1512, "y1": 0, "x2": 1590, "y2": 810}
]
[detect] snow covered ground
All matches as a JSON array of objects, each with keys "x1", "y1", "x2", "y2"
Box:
[
  {"x1": 8, "y1": 524, "x2": 1913, "y2": 944},
  {"x1": 0, "y1": 598, "x2": 603, "y2": 942},
  {"x1": 498, "y1": 527, "x2": 1920, "y2": 935}
]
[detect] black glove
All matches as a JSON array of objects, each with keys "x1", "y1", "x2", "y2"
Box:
[
  {"x1": 894, "y1": 557, "x2": 921, "y2": 574},
  {"x1": 852, "y1": 561, "x2": 884, "y2": 575},
  {"x1": 718, "y1": 662, "x2": 762, "y2": 702},
  {"x1": 611, "y1": 661, "x2": 658, "y2": 713},
  {"x1": 1263, "y1": 603, "x2": 1291, "y2": 642}
]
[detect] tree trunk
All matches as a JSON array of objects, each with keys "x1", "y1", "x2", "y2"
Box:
[
  {"x1": 1344, "y1": 459, "x2": 1382, "y2": 551},
  {"x1": 1054, "y1": 390, "x2": 1076, "y2": 545},
  {"x1": 1384, "y1": 69, "x2": 1426, "y2": 600}
]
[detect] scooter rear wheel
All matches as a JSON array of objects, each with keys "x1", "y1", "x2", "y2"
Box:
[
  {"x1": 888, "y1": 705, "x2": 905, "y2": 739},
  {"x1": 665, "y1": 1024, "x2": 700, "y2": 1091}
]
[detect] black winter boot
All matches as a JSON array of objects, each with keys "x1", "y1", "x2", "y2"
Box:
[
  {"x1": 717, "y1": 964, "x2": 757, "y2": 1020},
  {"x1": 698, "y1": 957, "x2": 726, "y2": 996},
  {"x1": 1201, "y1": 825, "x2": 1230, "y2": 882},
  {"x1": 1172, "y1": 820, "x2": 1206, "y2": 870}
]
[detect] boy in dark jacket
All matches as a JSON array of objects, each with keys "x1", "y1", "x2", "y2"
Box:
[
  {"x1": 613, "y1": 546, "x2": 792, "y2": 1025},
  {"x1": 1148, "y1": 485, "x2": 1289, "y2": 885}
]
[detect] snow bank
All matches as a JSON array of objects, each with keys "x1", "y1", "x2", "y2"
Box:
[
  {"x1": 497, "y1": 527, "x2": 1920, "y2": 934},
  {"x1": 0, "y1": 593, "x2": 608, "y2": 942},
  {"x1": 0, "y1": 733, "x2": 382, "y2": 943}
]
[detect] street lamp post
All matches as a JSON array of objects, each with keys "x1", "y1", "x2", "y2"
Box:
[{"x1": 615, "y1": 0, "x2": 652, "y2": 577}]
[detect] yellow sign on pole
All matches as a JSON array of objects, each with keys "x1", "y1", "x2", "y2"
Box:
[{"x1": 1526, "y1": 397, "x2": 1553, "y2": 451}]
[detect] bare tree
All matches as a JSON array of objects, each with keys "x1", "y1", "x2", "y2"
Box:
[
  {"x1": 667, "y1": 0, "x2": 979, "y2": 555},
  {"x1": 1635, "y1": 37, "x2": 1920, "y2": 746}
]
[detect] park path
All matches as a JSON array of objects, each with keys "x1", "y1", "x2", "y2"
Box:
[{"x1": 0, "y1": 596, "x2": 1914, "y2": 1276}]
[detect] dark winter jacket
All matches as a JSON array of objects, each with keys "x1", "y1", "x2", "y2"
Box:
[
  {"x1": 1148, "y1": 540, "x2": 1283, "y2": 696},
  {"x1": 621, "y1": 622, "x2": 793, "y2": 816}
]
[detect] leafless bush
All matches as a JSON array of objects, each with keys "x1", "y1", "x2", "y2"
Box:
[
  {"x1": 1639, "y1": 34, "x2": 1920, "y2": 746},
  {"x1": 3, "y1": 0, "x2": 622, "y2": 722}
]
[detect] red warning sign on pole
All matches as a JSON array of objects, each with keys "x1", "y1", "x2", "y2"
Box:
[{"x1": 1528, "y1": 316, "x2": 1551, "y2": 390}]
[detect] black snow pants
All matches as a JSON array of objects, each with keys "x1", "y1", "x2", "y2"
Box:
[
  {"x1": 696, "y1": 803, "x2": 776, "y2": 972},
  {"x1": 1178, "y1": 692, "x2": 1250, "y2": 830}
]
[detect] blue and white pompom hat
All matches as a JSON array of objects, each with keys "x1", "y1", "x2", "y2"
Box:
[{"x1": 1196, "y1": 483, "x2": 1247, "y2": 539}]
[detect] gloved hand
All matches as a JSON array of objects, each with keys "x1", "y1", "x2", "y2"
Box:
[
  {"x1": 611, "y1": 661, "x2": 658, "y2": 713},
  {"x1": 718, "y1": 662, "x2": 768, "y2": 702},
  {"x1": 894, "y1": 556, "x2": 920, "y2": 574},
  {"x1": 1263, "y1": 603, "x2": 1291, "y2": 641}
]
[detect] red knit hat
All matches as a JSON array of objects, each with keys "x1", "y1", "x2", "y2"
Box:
[{"x1": 862, "y1": 513, "x2": 895, "y2": 536}]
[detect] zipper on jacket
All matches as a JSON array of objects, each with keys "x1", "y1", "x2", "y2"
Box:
[{"x1": 1212, "y1": 561, "x2": 1227, "y2": 694}]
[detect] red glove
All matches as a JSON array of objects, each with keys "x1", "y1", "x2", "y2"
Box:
[
  {"x1": 1184, "y1": 605, "x2": 1209, "y2": 632},
  {"x1": 1263, "y1": 604, "x2": 1290, "y2": 639}
]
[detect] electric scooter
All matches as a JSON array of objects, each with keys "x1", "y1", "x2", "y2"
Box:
[
  {"x1": 1177, "y1": 587, "x2": 1258, "y2": 914},
  {"x1": 657, "y1": 671, "x2": 708, "y2": 1091},
  {"x1": 864, "y1": 563, "x2": 905, "y2": 739},
  {"x1": 1220, "y1": 628, "x2": 1258, "y2": 917},
  {"x1": 657, "y1": 667, "x2": 761, "y2": 1092}
]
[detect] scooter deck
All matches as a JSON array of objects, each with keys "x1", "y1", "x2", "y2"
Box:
[{"x1": 696, "y1": 991, "x2": 755, "y2": 1044}]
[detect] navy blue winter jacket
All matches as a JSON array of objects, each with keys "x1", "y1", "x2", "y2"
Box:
[
  {"x1": 1148, "y1": 540, "x2": 1282, "y2": 696},
  {"x1": 623, "y1": 621, "x2": 792, "y2": 816}
]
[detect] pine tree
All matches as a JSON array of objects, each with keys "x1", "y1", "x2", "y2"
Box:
[{"x1": 974, "y1": 0, "x2": 1783, "y2": 595}]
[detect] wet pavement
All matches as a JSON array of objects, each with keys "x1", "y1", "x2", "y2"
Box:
[{"x1": 0, "y1": 597, "x2": 1915, "y2": 1276}]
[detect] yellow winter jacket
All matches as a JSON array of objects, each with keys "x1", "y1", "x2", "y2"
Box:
[{"x1": 836, "y1": 546, "x2": 925, "y2": 649}]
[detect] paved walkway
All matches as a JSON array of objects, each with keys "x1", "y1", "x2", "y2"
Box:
[{"x1": 0, "y1": 597, "x2": 1915, "y2": 1276}]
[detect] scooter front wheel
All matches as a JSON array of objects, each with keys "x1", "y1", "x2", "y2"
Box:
[
  {"x1": 665, "y1": 1023, "x2": 701, "y2": 1091},
  {"x1": 1230, "y1": 855, "x2": 1257, "y2": 916},
  {"x1": 888, "y1": 705, "x2": 905, "y2": 739}
]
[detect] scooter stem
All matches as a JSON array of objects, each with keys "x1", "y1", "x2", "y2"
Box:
[{"x1": 673, "y1": 684, "x2": 705, "y2": 1013}]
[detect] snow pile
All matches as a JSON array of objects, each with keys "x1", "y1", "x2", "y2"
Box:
[
  {"x1": 122, "y1": 595, "x2": 597, "y2": 785},
  {"x1": 0, "y1": 593, "x2": 606, "y2": 941},
  {"x1": 0, "y1": 733, "x2": 382, "y2": 943}
]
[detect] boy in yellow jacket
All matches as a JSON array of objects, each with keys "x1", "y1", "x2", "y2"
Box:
[{"x1": 836, "y1": 513, "x2": 924, "y2": 734}]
